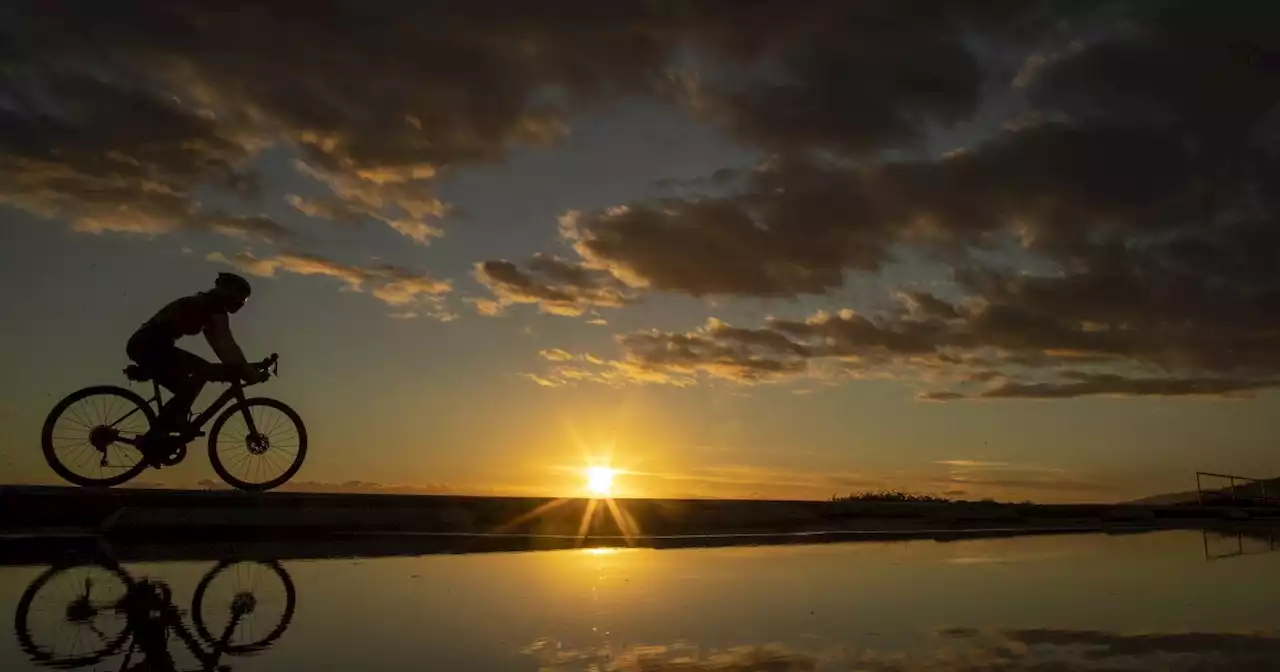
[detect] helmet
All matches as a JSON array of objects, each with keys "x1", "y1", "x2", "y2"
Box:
[{"x1": 214, "y1": 272, "x2": 252, "y2": 297}]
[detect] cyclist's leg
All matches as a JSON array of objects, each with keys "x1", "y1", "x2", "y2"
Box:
[{"x1": 148, "y1": 348, "x2": 211, "y2": 435}]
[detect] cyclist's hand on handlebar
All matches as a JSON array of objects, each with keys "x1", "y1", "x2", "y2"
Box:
[{"x1": 234, "y1": 362, "x2": 268, "y2": 385}]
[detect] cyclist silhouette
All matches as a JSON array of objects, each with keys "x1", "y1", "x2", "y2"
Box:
[{"x1": 127, "y1": 272, "x2": 267, "y2": 445}]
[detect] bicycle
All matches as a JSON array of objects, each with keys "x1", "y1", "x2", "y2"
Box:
[
  {"x1": 14, "y1": 558, "x2": 296, "y2": 671},
  {"x1": 41, "y1": 353, "x2": 307, "y2": 491}
]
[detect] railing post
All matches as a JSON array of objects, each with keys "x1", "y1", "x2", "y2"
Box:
[{"x1": 1197, "y1": 472, "x2": 1203, "y2": 505}]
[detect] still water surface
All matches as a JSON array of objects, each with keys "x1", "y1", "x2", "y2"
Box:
[{"x1": 3, "y1": 529, "x2": 1279, "y2": 670}]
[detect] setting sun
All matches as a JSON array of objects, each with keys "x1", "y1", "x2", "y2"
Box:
[{"x1": 586, "y1": 466, "x2": 616, "y2": 497}]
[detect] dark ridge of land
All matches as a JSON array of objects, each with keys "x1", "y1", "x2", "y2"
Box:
[
  {"x1": 1131, "y1": 477, "x2": 1280, "y2": 506},
  {"x1": 4, "y1": 485, "x2": 1278, "y2": 546}
]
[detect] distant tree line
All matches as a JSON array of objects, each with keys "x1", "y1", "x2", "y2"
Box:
[{"x1": 829, "y1": 489, "x2": 954, "y2": 503}]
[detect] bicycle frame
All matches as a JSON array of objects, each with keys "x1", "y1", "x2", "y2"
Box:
[
  {"x1": 110, "y1": 379, "x2": 260, "y2": 443},
  {"x1": 119, "y1": 589, "x2": 242, "y2": 672},
  {"x1": 84, "y1": 556, "x2": 255, "y2": 672}
]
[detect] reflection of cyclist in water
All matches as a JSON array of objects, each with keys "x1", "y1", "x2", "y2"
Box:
[
  {"x1": 127, "y1": 272, "x2": 267, "y2": 441},
  {"x1": 15, "y1": 559, "x2": 297, "y2": 671},
  {"x1": 121, "y1": 580, "x2": 177, "y2": 672}
]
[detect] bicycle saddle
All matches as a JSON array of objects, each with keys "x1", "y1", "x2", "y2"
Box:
[{"x1": 123, "y1": 364, "x2": 153, "y2": 382}]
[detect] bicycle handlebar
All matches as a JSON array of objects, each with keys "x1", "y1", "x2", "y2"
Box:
[
  {"x1": 207, "y1": 354, "x2": 279, "y2": 384},
  {"x1": 252, "y1": 353, "x2": 280, "y2": 381}
]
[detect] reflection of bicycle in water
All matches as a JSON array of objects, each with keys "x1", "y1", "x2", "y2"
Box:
[
  {"x1": 40, "y1": 353, "x2": 307, "y2": 491},
  {"x1": 14, "y1": 559, "x2": 296, "y2": 671}
]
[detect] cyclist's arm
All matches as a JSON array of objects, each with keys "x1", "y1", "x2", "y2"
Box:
[{"x1": 203, "y1": 313, "x2": 253, "y2": 376}]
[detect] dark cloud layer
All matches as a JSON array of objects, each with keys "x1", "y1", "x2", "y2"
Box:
[
  {"x1": 539, "y1": 290, "x2": 1280, "y2": 398},
  {"x1": 6, "y1": 0, "x2": 1029, "y2": 244},
  {"x1": 514, "y1": 1, "x2": 1280, "y2": 398},
  {"x1": 8, "y1": 0, "x2": 1280, "y2": 394},
  {"x1": 0, "y1": 0, "x2": 690, "y2": 243}
]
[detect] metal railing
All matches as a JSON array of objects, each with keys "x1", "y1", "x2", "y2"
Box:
[
  {"x1": 1195, "y1": 471, "x2": 1271, "y2": 506},
  {"x1": 1203, "y1": 527, "x2": 1277, "y2": 560}
]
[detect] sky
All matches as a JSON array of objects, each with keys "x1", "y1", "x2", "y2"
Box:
[{"x1": 2, "y1": 0, "x2": 1280, "y2": 503}]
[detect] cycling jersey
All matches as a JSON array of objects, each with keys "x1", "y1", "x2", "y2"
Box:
[{"x1": 135, "y1": 293, "x2": 226, "y2": 343}]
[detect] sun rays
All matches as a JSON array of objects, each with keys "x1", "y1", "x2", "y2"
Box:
[{"x1": 487, "y1": 461, "x2": 640, "y2": 549}]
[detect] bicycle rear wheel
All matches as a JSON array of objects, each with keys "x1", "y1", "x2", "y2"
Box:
[
  {"x1": 208, "y1": 397, "x2": 307, "y2": 491},
  {"x1": 42, "y1": 386, "x2": 156, "y2": 487}
]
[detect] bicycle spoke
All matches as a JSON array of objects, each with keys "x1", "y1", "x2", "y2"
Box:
[
  {"x1": 106, "y1": 395, "x2": 120, "y2": 424},
  {"x1": 225, "y1": 455, "x2": 254, "y2": 478},
  {"x1": 67, "y1": 404, "x2": 92, "y2": 430},
  {"x1": 267, "y1": 411, "x2": 286, "y2": 436},
  {"x1": 99, "y1": 395, "x2": 115, "y2": 427},
  {"x1": 60, "y1": 443, "x2": 92, "y2": 466},
  {"x1": 267, "y1": 422, "x2": 295, "y2": 442},
  {"x1": 261, "y1": 451, "x2": 285, "y2": 477},
  {"x1": 89, "y1": 397, "x2": 105, "y2": 427}
]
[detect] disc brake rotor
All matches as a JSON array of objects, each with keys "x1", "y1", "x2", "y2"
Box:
[
  {"x1": 231, "y1": 592, "x2": 257, "y2": 616},
  {"x1": 245, "y1": 434, "x2": 270, "y2": 455}
]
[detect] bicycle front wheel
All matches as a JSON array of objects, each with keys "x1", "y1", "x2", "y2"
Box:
[
  {"x1": 41, "y1": 386, "x2": 155, "y2": 487},
  {"x1": 191, "y1": 560, "x2": 297, "y2": 653},
  {"x1": 208, "y1": 397, "x2": 307, "y2": 491}
]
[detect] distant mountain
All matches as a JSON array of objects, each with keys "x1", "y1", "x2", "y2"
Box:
[{"x1": 1129, "y1": 476, "x2": 1280, "y2": 506}]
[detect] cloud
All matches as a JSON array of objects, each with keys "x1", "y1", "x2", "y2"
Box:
[
  {"x1": 524, "y1": 628, "x2": 1280, "y2": 672},
  {"x1": 0, "y1": 67, "x2": 282, "y2": 241},
  {"x1": 10, "y1": 1, "x2": 1280, "y2": 402},
  {"x1": 554, "y1": 119, "x2": 1206, "y2": 299},
  {"x1": 493, "y1": 2, "x2": 1280, "y2": 399},
  {"x1": 196, "y1": 478, "x2": 536, "y2": 497},
  {"x1": 578, "y1": 460, "x2": 1106, "y2": 502},
  {"x1": 0, "y1": 1, "x2": 694, "y2": 245},
  {"x1": 935, "y1": 460, "x2": 1012, "y2": 469},
  {"x1": 529, "y1": 285, "x2": 1280, "y2": 398},
  {"x1": 0, "y1": 1, "x2": 1062, "y2": 253},
  {"x1": 0, "y1": 151, "x2": 291, "y2": 243},
  {"x1": 968, "y1": 374, "x2": 1280, "y2": 400},
  {"x1": 290, "y1": 161, "x2": 446, "y2": 244},
  {"x1": 473, "y1": 254, "x2": 634, "y2": 317},
  {"x1": 639, "y1": 464, "x2": 884, "y2": 494},
  {"x1": 679, "y1": 1, "x2": 1037, "y2": 157},
  {"x1": 524, "y1": 639, "x2": 824, "y2": 672},
  {"x1": 207, "y1": 251, "x2": 452, "y2": 315}
]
